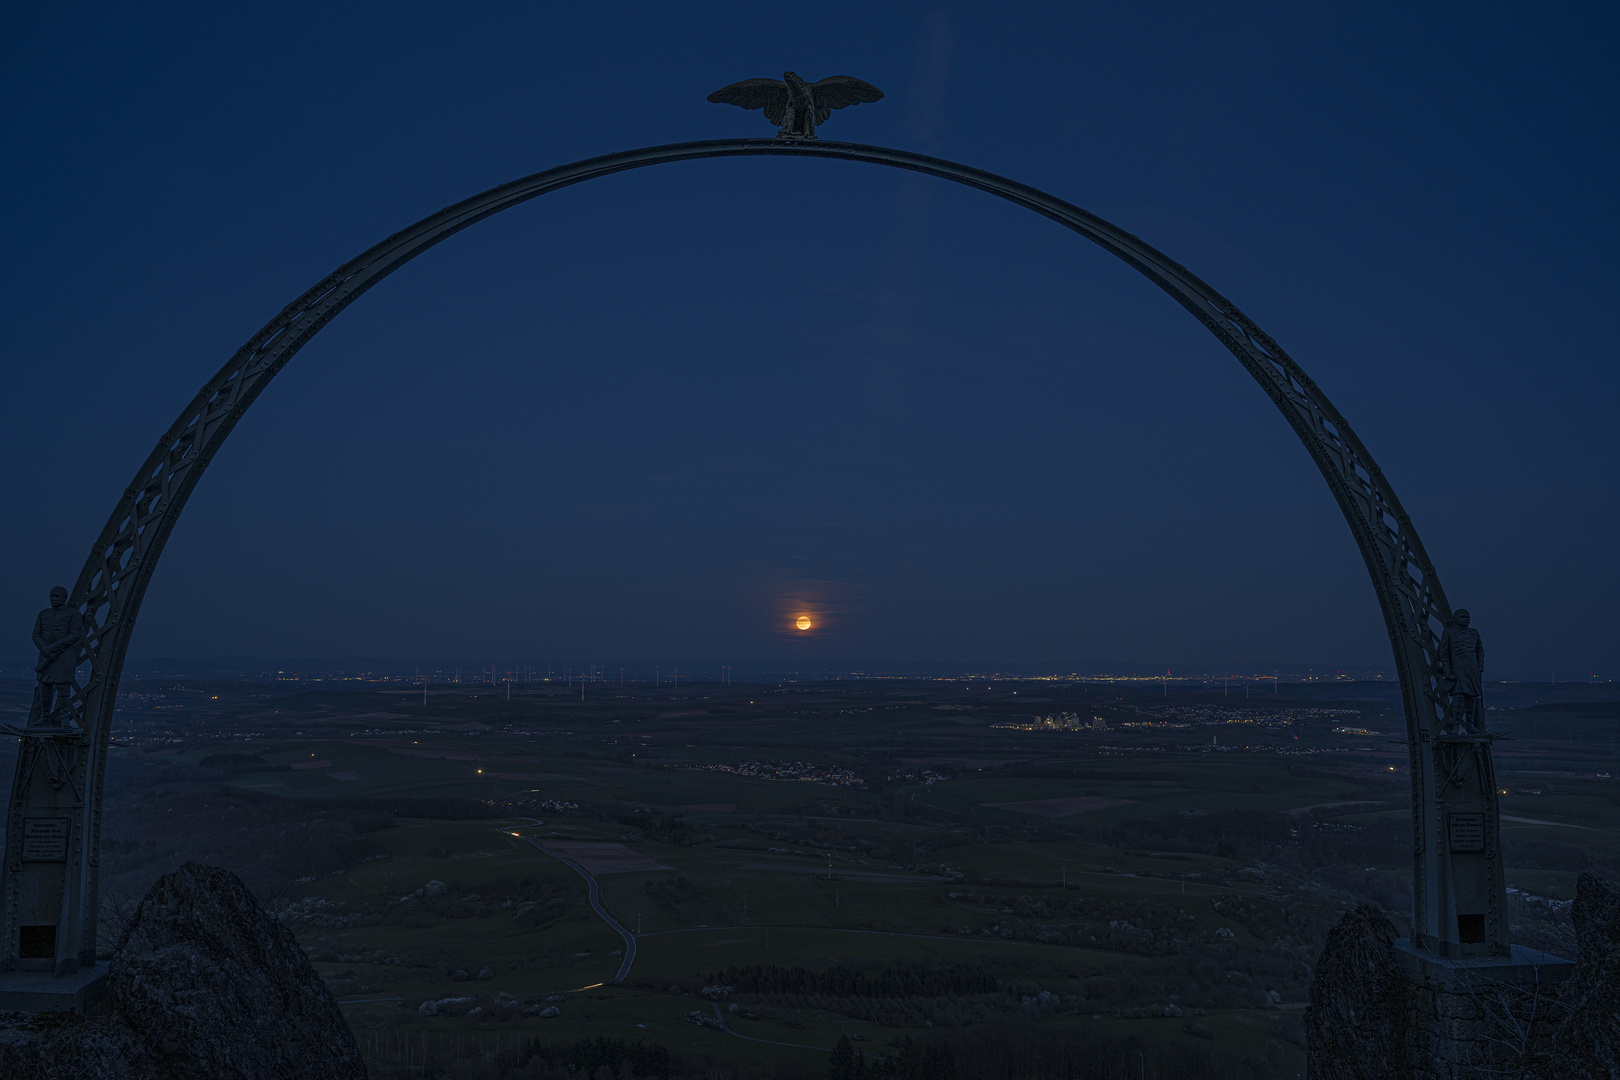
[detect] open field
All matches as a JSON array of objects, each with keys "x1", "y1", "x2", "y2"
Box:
[{"x1": 3, "y1": 674, "x2": 1615, "y2": 1077}]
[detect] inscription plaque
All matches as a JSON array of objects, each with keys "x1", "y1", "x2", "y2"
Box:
[
  {"x1": 21, "y1": 818, "x2": 69, "y2": 862},
  {"x1": 1448, "y1": 812, "x2": 1485, "y2": 853}
]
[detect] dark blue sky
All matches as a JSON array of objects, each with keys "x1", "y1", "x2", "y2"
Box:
[{"x1": 4, "y1": 3, "x2": 1616, "y2": 674}]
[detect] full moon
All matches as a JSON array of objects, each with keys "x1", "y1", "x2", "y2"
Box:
[{"x1": 795, "y1": 615, "x2": 813, "y2": 631}]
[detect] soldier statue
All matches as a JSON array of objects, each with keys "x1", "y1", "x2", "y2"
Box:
[
  {"x1": 30, "y1": 586, "x2": 84, "y2": 728},
  {"x1": 1435, "y1": 607, "x2": 1485, "y2": 733}
]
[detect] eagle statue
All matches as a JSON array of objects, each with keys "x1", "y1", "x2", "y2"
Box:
[{"x1": 707, "y1": 71, "x2": 884, "y2": 139}]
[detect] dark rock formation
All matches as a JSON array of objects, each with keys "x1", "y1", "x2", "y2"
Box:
[
  {"x1": 1304, "y1": 904, "x2": 1422, "y2": 1080},
  {"x1": 0, "y1": 861, "x2": 365, "y2": 1080},
  {"x1": 1523, "y1": 872, "x2": 1620, "y2": 1079},
  {"x1": 113, "y1": 861, "x2": 366, "y2": 1077}
]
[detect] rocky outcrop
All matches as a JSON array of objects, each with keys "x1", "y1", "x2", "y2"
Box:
[
  {"x1": 0, "y1": 861, "x2": 365, "y2": 1080},
  {"x1": 1524, "y1": 872, "x2": 1620, "y2": 1079},
  {"x1": 1304, "y1": 904, "x2": 1423, "y2": 1080}
]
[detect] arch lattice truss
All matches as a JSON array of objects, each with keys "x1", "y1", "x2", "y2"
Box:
[{"x1": 5, "y1": 139, "x2": 1499, "y2": 971}]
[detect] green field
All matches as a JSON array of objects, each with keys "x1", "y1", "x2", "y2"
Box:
[{"x1": 66, "y1": 676, "x2": 1620, "y2": 1078}]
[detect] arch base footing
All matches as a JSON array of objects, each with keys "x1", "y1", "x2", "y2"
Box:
[{"x1": 0, "y1": 962, "x2": 107, "y2": 1013}]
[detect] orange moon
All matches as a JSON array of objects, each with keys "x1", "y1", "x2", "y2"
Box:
[{"x1": 795, "y1": 615, "x2": 813, "y2": 631}]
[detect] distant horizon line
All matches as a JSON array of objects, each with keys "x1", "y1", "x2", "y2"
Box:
[
  {"x1": 2, "y1": 655, "x2": 1610, "y2": 685},
  {"x1": 14, "y1": 654, "x2": 1391, "y2": 675}
]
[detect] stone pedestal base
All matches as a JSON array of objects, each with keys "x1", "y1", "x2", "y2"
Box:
[
  {"x1": 1393, "y1": 940, "x2": 1573, "y2": 1078},
  {"x1": 0, "y1": 962, "x2": 108, "y2": 1013},
  {"x1": 1394, "y1": 939, "x2": 1573, "y2": 986}
]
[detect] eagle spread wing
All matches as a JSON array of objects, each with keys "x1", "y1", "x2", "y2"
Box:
[
  {"x1": 707, "y1": 78, "x2": 791, "y2": 127},
  {"x1": 808, "y1": 76, "x2": 884, "y2": 124}
]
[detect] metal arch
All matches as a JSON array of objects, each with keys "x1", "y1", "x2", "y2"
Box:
[{"x1": 7, "y1": 137, "x2": 1498, "y2": 969}]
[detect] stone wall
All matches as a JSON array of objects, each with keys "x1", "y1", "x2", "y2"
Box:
[{"x1": 1401, "y1": 956, "x2": 1563, "y2": 1077}]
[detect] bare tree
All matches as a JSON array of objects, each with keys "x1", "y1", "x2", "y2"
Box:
[
  {"x1": 96, "y1": 887, "x2": 142, "y2": 949},
  {"x1": 1442, "y1": 960, "x2": 1569, "y2": 1078}
]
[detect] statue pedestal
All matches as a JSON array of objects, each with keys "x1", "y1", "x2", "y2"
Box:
[
  {"x1": 1394, "y1": 937, "x2": 1572, "y2": 985},
  {"x1": 1392, "y1": 939, "x2": 1572, "y2": 1076},
  {"x1": 0, "y1": 962, "x2": 108, "y2": 1013}
]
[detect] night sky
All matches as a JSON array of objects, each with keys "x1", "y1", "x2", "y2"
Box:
[{"x1": 4, "y1": 4, "x2": 1616, "y2": 675}]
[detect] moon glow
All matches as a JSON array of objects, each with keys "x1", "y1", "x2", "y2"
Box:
[{"x1": 795, "y1": 615, "x2": 813, "y2": 631}]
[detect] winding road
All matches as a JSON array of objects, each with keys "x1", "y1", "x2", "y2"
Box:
[
  {"x1": 511, "y1": 821, "x2": 1191, "y2": 992},
  {"x1": 511, "y1": 829, "x2": 855, "y2": 1055},
  {"x1": 512, "y1": 825, "x2": 1191, "y2": 1063},
  {"x1": 507, "y1": 829, "x2": 1055, "y2": 1061},
  {"x1": 515, "y1": 834, "x2": 637, "y2": 984}
]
